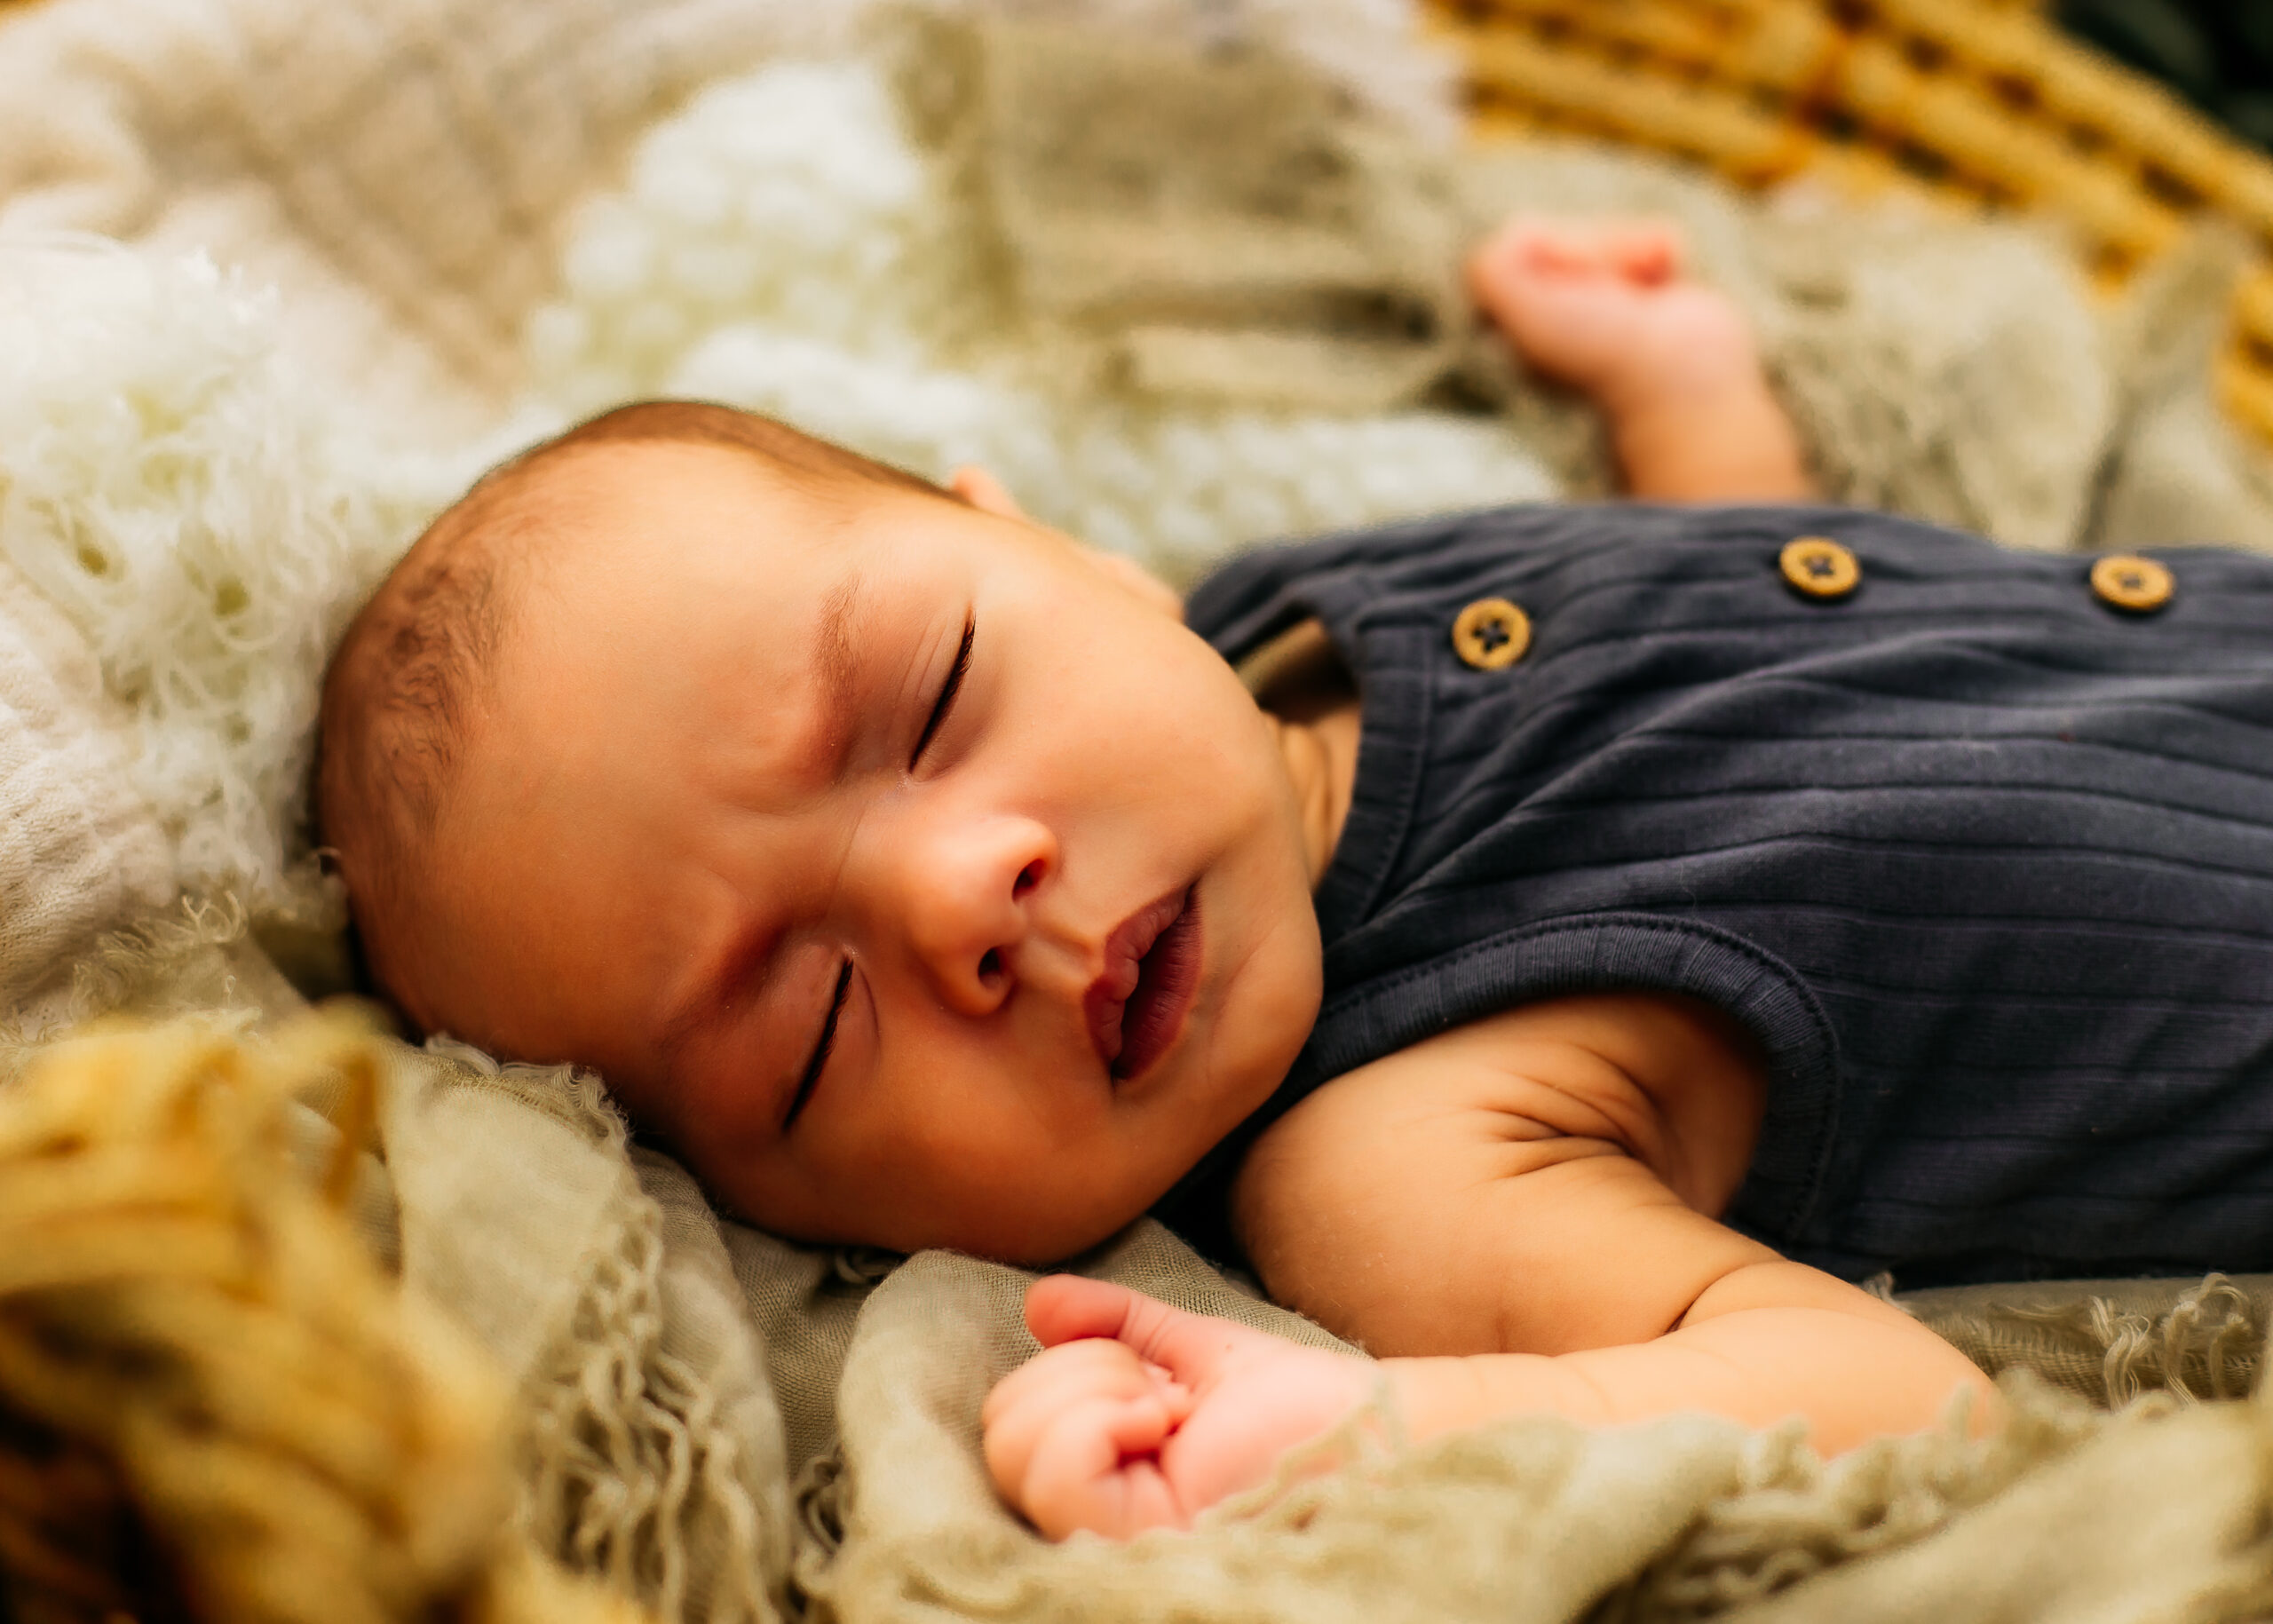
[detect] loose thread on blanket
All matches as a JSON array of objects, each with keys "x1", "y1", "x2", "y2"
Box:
[
  {"x1": 511, "y1": 1134, "x2": 782, "y2": 1624},
  {"x1": 0, "y1": 893, "x2": 257, "y2": 1068},
  {"x1": 1598, "y1": 1378, "x2": 2103, "y2": 1623},
  {"x1": 2042, "y1": 1277, "x2": 2261, "y2": 1407},
  {"x1": 792, "y1": 1449, "x2": 847, "y2": 1560},
  {"x1": 788, "y1": 1448, "x2": 847, "y2": 1620},
  {"x1": 0, "y1": 1015, "x2": 656, "y2": 1624},
  {"x1": 409, "y1": 1034, "x2": 785, "y2": 1621}
]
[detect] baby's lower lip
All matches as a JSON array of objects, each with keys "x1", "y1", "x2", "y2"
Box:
[
  {"x1": 1109, "y1": 890, "x2": 1201, "y2": 1084},
  {"x1": 1083, "y1": 887, "x2": 1200, "y2": 1079}
]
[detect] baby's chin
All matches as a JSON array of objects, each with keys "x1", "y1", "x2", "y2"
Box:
[
  {"x1": 905, "y1": 1198, "x2": 1167, "y2": 1268},
  {"x1": 725, "y1": 1143, "x2": 1199, "y2": 1265}
]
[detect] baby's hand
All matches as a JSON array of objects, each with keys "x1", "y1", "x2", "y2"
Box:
[
  {"x1": 1467, "y1": 216, "x2": 1761, "y2": 415},
  {"x1": 1467, "y1": 216, "x2": 1813, "y2": 502},
  {"x1": 982, "y1": 1276, "x2": 1377, "y2": 1540}
]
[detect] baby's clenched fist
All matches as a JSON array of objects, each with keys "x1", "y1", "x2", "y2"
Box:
[{"x1": 983, "y1": 1276, "x2": 1378, "y2": 1540}]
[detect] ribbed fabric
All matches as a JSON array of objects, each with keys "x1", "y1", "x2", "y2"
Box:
[{"x1": 1171, "y1": 503, "x2": 2273, "y2": 1287}]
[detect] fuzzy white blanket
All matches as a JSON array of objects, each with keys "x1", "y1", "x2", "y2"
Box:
[{"x1": 9, "y1": 0, "x2": 2273, "y2": 1620}]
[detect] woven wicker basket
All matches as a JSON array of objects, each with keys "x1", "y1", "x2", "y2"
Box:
[{"x1": 1430, "y1": 0, "x2": 2273, "y2": 451}]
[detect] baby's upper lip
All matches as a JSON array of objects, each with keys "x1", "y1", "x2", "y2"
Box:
[{"x1": 1082, "y1": 890, "x2": 1188, "y2": 1069}]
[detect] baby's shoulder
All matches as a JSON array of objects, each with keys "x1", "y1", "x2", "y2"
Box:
[
  {"x1": 1228, "y1": 989, "x2": 1775, "y2": 1355},
  {"x1": 1237, "y1": 990, "x2": 1766, "y2": 1233}
]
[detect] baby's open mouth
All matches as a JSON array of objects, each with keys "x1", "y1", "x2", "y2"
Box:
[{"x1": 1084, "y1": 887, "x2": 1201, "y2": 1082}]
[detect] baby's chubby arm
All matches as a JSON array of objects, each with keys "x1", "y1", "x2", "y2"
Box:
[
  {"x1": 982, "y1": 1266, "x2": 1974, "y2": 1541},
  {"x1": 985, "y1": 995, "x2": 1993, "y2": 1539}
]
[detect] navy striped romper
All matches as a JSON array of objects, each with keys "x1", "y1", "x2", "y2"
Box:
[{"x1": 1164, "y1": 503, "x2": 2273, "y2": 1288}]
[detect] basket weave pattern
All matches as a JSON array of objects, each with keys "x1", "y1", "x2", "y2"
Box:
[{"x1": 1431, "y1": 0, "x2": 2273, "y2": 449}]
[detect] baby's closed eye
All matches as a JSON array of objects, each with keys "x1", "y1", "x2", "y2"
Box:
[
  {"x1": 785, "y1": 959, "x2": 853, "y2": 1130},
  {"x1": 911, "y1": 614, "x2": 975, "y2": 769}
]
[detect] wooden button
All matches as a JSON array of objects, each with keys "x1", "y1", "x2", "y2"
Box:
[
  {"x1": 1451, "y1": 598, "x2": 1530, "y2": 669},
  {"x1": 2090, "y1": 553, "x2": 2174, "y2": 613},
  {"x1": 1779, "y1": 536, "x2": 1859, "y2": 599}
]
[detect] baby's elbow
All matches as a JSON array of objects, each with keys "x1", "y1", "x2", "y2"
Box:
[{"x1": 1810, "y1": 1322, "x2": 2002, "y2": 1456}]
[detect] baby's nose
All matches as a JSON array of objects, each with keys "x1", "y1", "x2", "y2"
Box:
[{"x1": 895, "y1": 814, "x2": 1055, "y2": 1016}]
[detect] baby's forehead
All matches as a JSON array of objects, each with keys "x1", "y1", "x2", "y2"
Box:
[
  {"x1": 524, "y1": 437, "x2": 820, "y2": 535},
  {"x1": 493, "y1": 441, "x2": 833, "y2": 614},
  {"x1": 474, "y1": 450, "x2": 874, "y2": 710}
]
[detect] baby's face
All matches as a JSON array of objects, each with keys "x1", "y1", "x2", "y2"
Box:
[{"x1": 400, "y1": 444, "x2": 1323, "y2": 1261}]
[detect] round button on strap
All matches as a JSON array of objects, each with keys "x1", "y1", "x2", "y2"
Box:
[
  {"x1": 2090, "y1": 553, "x2": 2174, "y2": 613},
  {"x1": 1779, "y1": 536, "x2": 1860, "y2": 599},
  {"x1": 1451, "y1": 597, "x2": 1531, "y2": 670}
]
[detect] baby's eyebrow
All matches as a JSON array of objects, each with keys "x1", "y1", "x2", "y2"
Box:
[
  {"x1": 655, "y1": 921, "x2": 780, "y2": 1077},
  {"x1": 810, "y1": 570, "x2": 867, "y2": 781},
  {"x1": 651, "y1": 568, "x2": 872, "y2": 1080}
]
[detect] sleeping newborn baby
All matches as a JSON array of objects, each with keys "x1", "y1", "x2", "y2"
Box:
[{"x1": 320, "y1": 217, "x2": 2273, "y2": 1539}]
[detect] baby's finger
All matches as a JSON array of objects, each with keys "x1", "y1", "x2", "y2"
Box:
[
  {"x1": 986, "y1": 1384, "x2": 1150, "y2": 1520},
  {"x1": 1141, "y1": 1360, "x2": 1196, "y2": 1423},
  {"x1": 1024, "y1": 1274, "x2": 1148, "y2": 1347},
  {"x1": 983, "y1": 1338, "x2": 1150, "y2": 1479},
  {"x1": 1597, "y1": 219, "x2": 1683, "y2": 281},
  {"x1": 1012, "y1": 1393, "x2": 1190, "y2": 1541},
  {"x1": 1028, "y1": 1275, "x2": 1253, "y2": 1393},
  {"x1": 1470, "y1": 217, "x2": 1582, "y2": 277},
  {"x1": 986, "y1": 1326, "x2": 1146, "y2": 1408}
]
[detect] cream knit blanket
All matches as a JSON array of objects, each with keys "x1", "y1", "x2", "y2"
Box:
[{"x1": 9, "y1": 0, "x2": 2273, "y2": 1620}]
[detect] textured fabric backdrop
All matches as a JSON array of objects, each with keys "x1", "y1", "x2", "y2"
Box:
[{"x1": 7, "y1": 1, "x2": 2273, "y2": 1620}]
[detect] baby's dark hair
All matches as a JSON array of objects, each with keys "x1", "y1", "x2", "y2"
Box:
[{"x1": 315, "y1": 400, "x2": 945, "y2": 990}]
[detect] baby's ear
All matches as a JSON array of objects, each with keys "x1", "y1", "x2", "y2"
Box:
[
  {"x1": 948, "y1": 464, "x2": 1028, "y2": 519},
  {"x1": 1078, "y1": 547, "x2": 1183, "y2": 620},
  {"x1": 948, "y1": 464, "x2": 1182, "y2": 618}
]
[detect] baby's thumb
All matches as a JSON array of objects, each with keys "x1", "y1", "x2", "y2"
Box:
[{"x1": 1025, "y1": 1276, "x2": 1245, "y2": 1389}]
